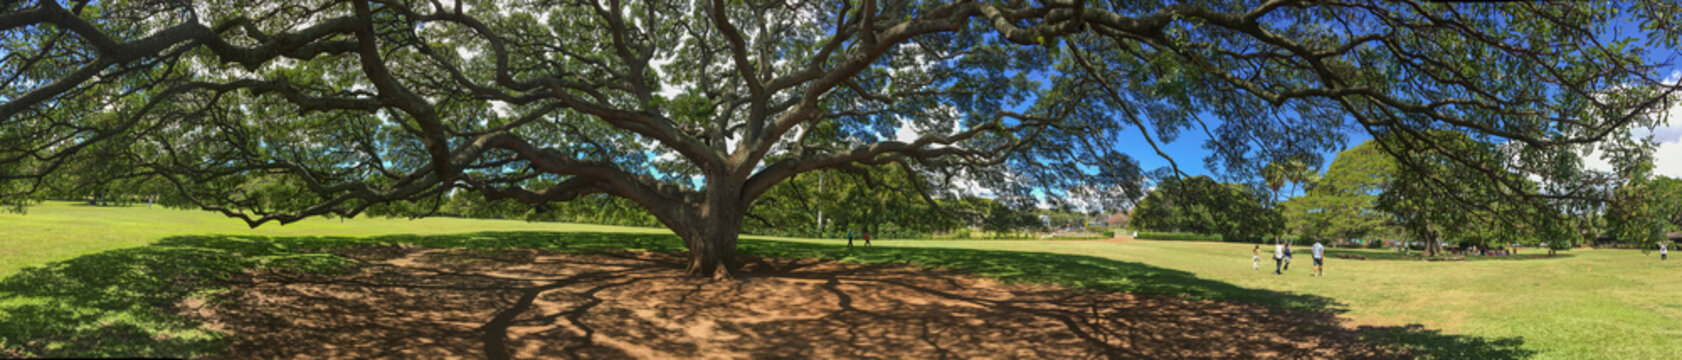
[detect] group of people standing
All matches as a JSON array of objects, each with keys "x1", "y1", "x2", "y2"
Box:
[
  {"x1": 1253, "y1": 240, "x2": 1324, "y2": 276},
  {"x1": 1455, "y1": 245, "x2": 1515, "y2": 257}
]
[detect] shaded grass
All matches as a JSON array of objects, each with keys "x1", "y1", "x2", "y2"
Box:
[
  {"x1": 0, "y1": 231, "x2": 1533, "y2": 358},
  {"x1": 739, "y1": 238, "x2": 1337, "y2": 311},
  {"x1": 0, "y1": 232, "x2": 683, "y2": 357},
  {"x1": 1357, "y1": 324, "x2": 1532, "y2": 359}
]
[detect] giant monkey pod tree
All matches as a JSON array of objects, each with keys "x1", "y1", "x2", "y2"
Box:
[{"x1": 3, "y1": 0, "x2": 1680, "y2": 277}]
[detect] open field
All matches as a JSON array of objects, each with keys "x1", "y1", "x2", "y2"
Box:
[
  {"x1": 3, "y1": 202, "x2": 1680, "y2": 358},
  {"x1": 970, "y1": 240, "x2": 1682, "y2": 359},
  {"x1": 0, "y1": 202, "x2": 669, "y2": 279}
]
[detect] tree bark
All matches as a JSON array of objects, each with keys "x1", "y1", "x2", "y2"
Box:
[
  {"x1": 682, "y1": 221, "x2": 741, "y2": 279},
  {"x1": 677, "y1": 178, "x2": 747, "y2": 279},
  {"x1": 1421, "y1": 221, "x2": 1444, "y2": 257},
  {"x1": 681, "y1": 216, "x2": 742, "y2": 278}
]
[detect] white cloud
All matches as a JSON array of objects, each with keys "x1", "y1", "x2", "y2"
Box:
[
  {"x1": 953, "y1": 176, "x2": 994, "y2": 198},
  {"x1": 1655, "y1": 141, "x2": 1682, "y2": 178},
  {"x1": 1581, "y1": 140, "x2": 1682, "y2": 179},
  {"x1": 895, "y1": 121, "x2": 919, "y2": 142},
  {"x1": 1645, "y1": 124, "x2": 1682, "y2": 144},
  {"x1": 650, "y1": 51, "x2": 688, "y2": 99},
  {"x1": 1582, "y1": 147, "x2": 1617, "y2": 174},
  {"x1": 1582, "y1": 119, "x2": 1682, "y2": 178}
]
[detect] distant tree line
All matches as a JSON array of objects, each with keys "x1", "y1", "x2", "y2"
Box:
[{"x1": 1132, "y1": 136, "x2": 1682, "y2": 256}]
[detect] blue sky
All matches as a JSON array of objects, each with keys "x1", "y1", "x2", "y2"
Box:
[{"x1": 1110, "y1": 114, "x2": 1372, "y2": 181}]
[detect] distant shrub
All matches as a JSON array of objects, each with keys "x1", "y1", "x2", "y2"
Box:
[
  {"x1": 1046, "y1": 235, "x2": 1107, "y2": 240},
  {"x1": 953, "y1": 228, "x2": 974, "y2": 240},
  {"x1": 1135, "y1": 232, "x2": 1223, "y2": 242},
  {"x1": 891, "y1": 231, "x2": 930, "y2": 240}
]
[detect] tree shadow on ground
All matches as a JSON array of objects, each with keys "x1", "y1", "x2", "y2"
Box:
[{"x1": 0, "y1": 231, "x2": 1535, "y2": 358}]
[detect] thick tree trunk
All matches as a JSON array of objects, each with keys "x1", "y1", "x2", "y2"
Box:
[
  {"x1": 1422, "y1": 222, "x2": 1443, "y2": 257},
  {"x1": 676, "y1": 179, "x2": 748, "y2": 279},
  {"x1": 681, "y1": 215, "x2": 743, "y2": 279}
]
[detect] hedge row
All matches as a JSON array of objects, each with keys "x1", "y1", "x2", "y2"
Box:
[{"x1": 1134, "y1": 231, "x2": 1224, "y2": 242}]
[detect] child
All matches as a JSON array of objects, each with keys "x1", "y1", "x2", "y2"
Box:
[{"x1": 1252, "y1": 245, "x2": 1261, "y2": 270}]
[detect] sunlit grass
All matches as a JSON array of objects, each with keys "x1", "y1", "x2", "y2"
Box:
[
  {"x1": 0, "y1": 201, "x2": 668, "y2": 278},
  {"x1": 790, "y1": 238, "x2": 1682, "y2": 359}
]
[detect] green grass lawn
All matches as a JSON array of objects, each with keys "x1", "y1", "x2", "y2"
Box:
[
  {"x1": 3, "y1": 201, "x2": 1680, "y2": 358},
  {"x1": 0, "y1": 201, "x2": 669, "y2": 279}
]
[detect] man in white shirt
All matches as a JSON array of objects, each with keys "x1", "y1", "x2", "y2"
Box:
[
  {"x1": 1312, "y1": 241, "x2": 1326, "y2": 277},
  {"x1": 1661, "y1": 242, "x2": 1668, "y2": 261},
  {"x1": 1273, "y1": 241, "x2": 1286, "y2": 275}
]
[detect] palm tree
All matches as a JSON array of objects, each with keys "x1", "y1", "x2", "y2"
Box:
[
  {"x1": 1263, "y1": 159, "x2": 1320, "y2": 204},
  {"x1": 1263, "y1": 158, "x2": 1321, "y2": 244}
]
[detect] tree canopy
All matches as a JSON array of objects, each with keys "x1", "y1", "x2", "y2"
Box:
[
  {"x1": 1280, "y1": 141, "x2": 1396, "y2": 243},
  {"x1": 1607, "y1": 175, "x2": 1682, "y2": 246},
  {"x1": 1285, "y1": 136, "x2": 1576, "y2": 253},
  {"x1": 4, "y1": 0, "x2": 1681, "y2": 276},
  {"x1": 742, "y1": 166, "x2": 966, "y2": 237},
  {"x1": 1129, "y1": 175, "x2": 1280, "y2": 242}
]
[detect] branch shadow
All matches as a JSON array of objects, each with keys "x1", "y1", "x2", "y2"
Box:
[{"x1": 0, "y1": 231, "x2": 1535, "y2": 359}]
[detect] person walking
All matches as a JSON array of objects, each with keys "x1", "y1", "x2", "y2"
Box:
[
  {"x1": 1283, "y1": 243, "x2": 1293, "y2": 271},
  {"x1": 1312, "y1": 241, "x2": 1325, "y2": 277},
  {"x1": 864, "y1": 230, "x2": 872, "y2": 247},
  {"x1": 847, "y1": 229, "x2": 855, "y2": 249},
  {"x1": 1252, "y1": 245, "x2": 1262, "y2": 270},
  {"x1": 1273, "y1": 241, "x2": 1285, "y2": 275},
  {"x1": 1661, "y1": 242, "x2": 1668, "y2": 261}
]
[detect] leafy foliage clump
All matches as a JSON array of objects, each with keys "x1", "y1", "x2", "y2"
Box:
[{"x1": 1130, "y1": 176, "x2": 1280, "y2": 242}]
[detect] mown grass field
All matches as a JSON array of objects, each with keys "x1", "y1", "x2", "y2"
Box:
[
  {"x1": 2, "y1": 201, "x2": 1679, "y2": 358},
  {"x1": 947, "y1": 240, "x2": 1682, "y2": 359},
  {"x1": 0, "y1": 202, "x2": 669, "y2": 279}
]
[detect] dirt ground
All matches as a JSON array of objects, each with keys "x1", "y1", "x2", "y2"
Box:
[{"x1": 180, "y1": 246, "x2": 1401, "y2": 359}]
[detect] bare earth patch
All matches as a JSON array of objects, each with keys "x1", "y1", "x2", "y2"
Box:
[{"x1": 183, "y1": 246, "x2": 1400, "y2": 359}]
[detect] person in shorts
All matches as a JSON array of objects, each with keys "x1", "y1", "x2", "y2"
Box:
[{"x1": 1312, "y1": 241, "x2": 1325, "y2": 277}]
